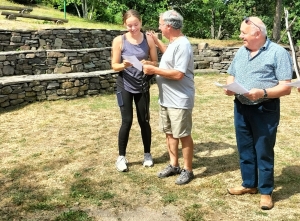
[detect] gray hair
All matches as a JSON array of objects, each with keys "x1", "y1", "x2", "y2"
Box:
[
  {"x1": 160, "y1": 10, "x2": 183, "y2": 30},
  {"x1": 245, "y1": 17, "x2": 267, "y2": 36},
  {"x1": 250, "y1": 23, "x2": 267, "y2": 36}
]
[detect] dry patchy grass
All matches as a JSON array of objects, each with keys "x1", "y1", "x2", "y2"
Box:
[{"x1": 0, "y1": 74, "x2": 300, "y2": 220}]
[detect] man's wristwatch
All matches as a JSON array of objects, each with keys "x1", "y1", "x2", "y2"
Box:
[{"x1": 263, "y1": 89, "x2": 268, "y2": 98}]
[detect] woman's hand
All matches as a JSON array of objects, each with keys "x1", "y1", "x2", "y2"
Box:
[
  {"x1": 123, "y1": 59, "x2": 132, "y2": 68},
  {"x1": 141, "y1": 59, "x2": 149, "y2": 65}
]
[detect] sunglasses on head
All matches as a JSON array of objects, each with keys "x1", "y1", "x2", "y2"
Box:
[{"x1": 243, "y1": 16, "x2": 261, "y2": 31}]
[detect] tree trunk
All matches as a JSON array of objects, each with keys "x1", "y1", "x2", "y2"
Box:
[
  {"x1": 272, "y1": 0, "x2": 283, "y2": 41},
  {"x1": 74, "y1": 4, "x2": 81, "y2": 18},
  {"x1": 216, "y1": 25, "x2": 223, "y2": 40},
  {"x1": 81, "y1": 0, "x2": 88, "y2": 19},
  {"x1": 210, "y1": 9, "x2": 215, "y2": 39},
  {"x1": 88, "y1": 5, "x2": 94, "y2": 20}
]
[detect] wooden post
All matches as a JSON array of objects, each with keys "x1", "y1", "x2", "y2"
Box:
[{"x1": 284, "y1": 8, "x2": 300, "y2": 80}]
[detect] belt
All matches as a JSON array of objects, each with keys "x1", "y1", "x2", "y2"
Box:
[
  {"x1": 235, "y1": 97, "x2": 279, "y2": 105},
  {"x1": 260, "y1": 98, "x2": 279, "y2": 104}
]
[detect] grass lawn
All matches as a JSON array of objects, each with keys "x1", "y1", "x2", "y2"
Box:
[{"x1": 1, "y1": 74, "x2": 300, "y2": 220}]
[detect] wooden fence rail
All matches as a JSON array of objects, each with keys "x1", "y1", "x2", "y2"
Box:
[
  {"x1": 1, "y1": 11, "x2": 68, "y2": 24},
  {"x1": 0, "y1": 5, "x2": 33, "y2": 13}
]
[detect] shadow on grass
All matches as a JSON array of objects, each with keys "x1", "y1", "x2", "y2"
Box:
[
  {"x1": 151, "y1": 141, "x2": 239, "y2": 178},
  {"x1": 274, "y1": 165, "x2": 300, "y2": 203},
  {"x1": 193, "y1": 142, "x2": 240, "y2": 178},
  {"x1": 0, "y1": 162, "x2": 58, "y2": 220},
  {"x1": 0, "y1": 159, "x2": 113, "y2": 220},
  {"x1": 193, "y1": 141, "x2": 239, "y2": 178}
]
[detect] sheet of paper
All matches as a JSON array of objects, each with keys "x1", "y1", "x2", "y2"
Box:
[
  {"x1": 286, "y1": 80, "x2": 300, "y2": 87},
  {"x1": 215, "y1": 81, "x2": 249, "y2": 94},
  {"x1": 122, "y1": 55, "x2": 143, "y2": 71}
]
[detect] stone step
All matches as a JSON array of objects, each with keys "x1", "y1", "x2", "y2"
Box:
[
  {"x1": 0, "y1": 70, "x2": 117, "y2": 86},
  {"x1": 0, "y1": 69, "x2": 221, "y2": 110},
  {"x1": 0, "y1": 70, "x2": 118, "y2": 110},
  {"x1": 194, "y1": 69, "x2": 220, "y2": 74}
]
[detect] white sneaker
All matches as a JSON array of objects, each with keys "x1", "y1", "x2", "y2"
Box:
[
  {"x1": 116, "y1": 156, "x2": 128, "y2": 172},
  {"x1": 143, "y1": 153, "x2": 154, "y2": 167}
]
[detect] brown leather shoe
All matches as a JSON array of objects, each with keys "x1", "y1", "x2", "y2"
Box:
[
  {"x1": 260, "y1": 194, "x2": 273, "y2": 210},
  {"x1": 227, "y1": 186, "x2": 258, "y2": 195}
]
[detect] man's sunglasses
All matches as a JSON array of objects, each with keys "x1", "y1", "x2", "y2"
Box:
[{"x1": 243, "y1": 16, "x2": 261, "y2": 31}]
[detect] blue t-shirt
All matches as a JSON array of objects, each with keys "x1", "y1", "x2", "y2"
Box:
[{"x1": 227, "y1": 38, "x2": 293, "y2": 104}]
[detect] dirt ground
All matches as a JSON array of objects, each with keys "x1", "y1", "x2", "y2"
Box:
[{"x1": 88, "y1": 206, "x2": 182, "y2": 221}]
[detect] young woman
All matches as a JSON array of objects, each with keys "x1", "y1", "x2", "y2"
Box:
[{"x1": 111, "y1": 9, "x2": 158, "y2": 172}]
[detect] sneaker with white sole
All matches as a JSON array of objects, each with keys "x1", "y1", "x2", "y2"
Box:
[
  {"x1": 157, "y1": 164, "x2": 181, "y2": 178},
  {"x1": 175, "y1": 169, "x2": 194, "y2": 185},
  {"x1": 116, "y1": 156, "x2": 128, "y2": 172},
  {"x1": 143, "y1": 153, "x2": 154, "y2": 167}
]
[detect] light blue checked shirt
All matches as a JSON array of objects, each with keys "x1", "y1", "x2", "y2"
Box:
[{"x1": 227, "y1": 38, "x2": 293, "y2": 105}]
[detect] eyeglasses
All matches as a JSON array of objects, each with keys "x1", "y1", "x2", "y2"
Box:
[
  {"x1": 243, "y1": 16, "x2": 261, "y2": 31},
  {"x1": 159, "y1": 23, "x2": 167, "y2": 27}
]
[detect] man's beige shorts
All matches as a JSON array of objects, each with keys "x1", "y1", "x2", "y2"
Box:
[{"x1": 159, "y1": 105, "x2": 193, "y2": 138}]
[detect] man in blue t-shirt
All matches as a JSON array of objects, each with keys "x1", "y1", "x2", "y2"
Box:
[
  {"x1": 143, "y1": 10, "x2": 195, "y2": 185},
  {"x1": 224, "y1": 16, "x2": 293, "y2": 210}
]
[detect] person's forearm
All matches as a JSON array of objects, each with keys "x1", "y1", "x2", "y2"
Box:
[
  {"x1": 153, "y1": 67, "x2": 183, "y2": 80},
  {"x1": 264, "y1": 81, "x2": 292, "y2": 98},
  {"x1": 112, "y1": 63, "x2": 126, "y2": 72},
  {"x1": 155, "y1": 38, "x2": 167, "y2": 53},
  {"x1": 142, "y1": 60, "x2": 158, "y2": 67}
]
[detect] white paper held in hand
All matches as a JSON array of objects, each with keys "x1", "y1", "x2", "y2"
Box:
[
  {"x1": 122, "y1": 55, "x2": 143, "y2": 71},
  {"x1": 215, "y1": 81, "x2": 249, "y2": 94},
  {"x1": 285, "y1": 80, "x2": 300, "y2": 87}
]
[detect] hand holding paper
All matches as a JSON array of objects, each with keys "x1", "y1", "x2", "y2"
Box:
[
  {"x1": 122, "y1": 55, "x2": 143, "y2": 71},
  {"x1": 215, "y1": 81, "x2": 249, "y2": 94},
  {"x1": 285, "y1": 80, "x2": 300, "y2": 87}
]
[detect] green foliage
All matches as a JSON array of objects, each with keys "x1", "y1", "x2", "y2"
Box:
[
  {"x1": 5, "y1": 0, "x2": 300, "y2": 44},
  {"x1": 283, "y1": 1, "x2": 300, "y2": 45},
  {"x1": 9, "y1": 0, "x2": 38, "y2": 4}
]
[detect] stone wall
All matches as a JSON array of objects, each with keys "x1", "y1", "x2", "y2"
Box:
[
  {"x1": 1, "y1": 45, "x2": 299, "y2": 78},
  {"x1": 0, "y1": 45, "x2": 211, "y2": 77},
  {"x1": 1, "y1": 27, "x2": 300, "y2": 110},
  {"x1": 0, "y1": 48, "x2": 113, "y2": 76},
  {"x1": 0, "y1": 71, "x2": 119, "y2": 110},
  {"x1": 0, "y1": 28, "x2": 125, "y2": 51}
]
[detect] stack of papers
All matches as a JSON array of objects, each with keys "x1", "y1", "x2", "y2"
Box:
[
  {"x1": 122, "y1": 55, "x2": 143, "y2": 71},
  {"x1": 215, "y1": 81, "x2": 249, "y2": 94},
  {"x1": 286, "y1": 80, "x2": 300, "y2": 87}
]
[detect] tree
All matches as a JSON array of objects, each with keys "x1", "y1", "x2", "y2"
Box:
[
  {"x1": 167, "y1": 0, "x2": 230, "y2": 39},
  {"x1": 273, "y1": 0, "x2": 283, "y2": 41}
]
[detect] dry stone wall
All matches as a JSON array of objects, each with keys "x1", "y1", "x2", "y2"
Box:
[
  {"x1": 0, "y1": 44, "x2": 243, "y2": 78},
  {"x1": 0, "y1": 48, "x2": 113, "y2": 76},
  {"x1": 0, "y1": 28, "x2": 125, "y2": 51},
  {"x1": 0, "y1": 71, "x2": 118, "y2": 110},
  {"x1": 0, "y1": 28, "x2": 299, "y2": 110}
]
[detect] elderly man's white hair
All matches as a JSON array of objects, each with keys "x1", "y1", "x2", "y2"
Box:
[{"x1": 160, "y1": 10, "x2": 183, "y2": 30}]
